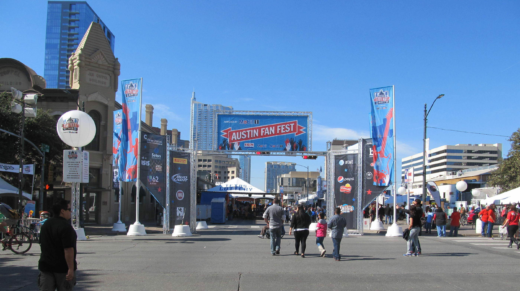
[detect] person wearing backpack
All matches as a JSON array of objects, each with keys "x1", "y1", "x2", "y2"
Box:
[{"x1": 433, "y1": 207, "x2": 447, "y2": 237}]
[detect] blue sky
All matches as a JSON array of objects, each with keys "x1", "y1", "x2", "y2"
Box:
[{"x1": 3, "y1": 1, "x2": 519, "y2": 190}]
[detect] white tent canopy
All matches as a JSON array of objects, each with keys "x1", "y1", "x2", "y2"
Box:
[
  {"x1": 0, "y1": 176, "x2": 32, "y2": 199},
  {"x1": 206, "y1": 178, "x2": 265, "y2": 194},
  {"x1": 482, "y1": 186, "x2": 520, "y2": 205}
]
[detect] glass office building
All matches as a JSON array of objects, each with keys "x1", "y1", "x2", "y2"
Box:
[
  {"x1": 45, "y1": 1, "x2": 115, "y2": 89},
  {"x1": 265, "y1": 162, "x2": 296, "y2": 193},
  {"x1": 238, "y1": 155, "x2": 251, "y2": 183}
]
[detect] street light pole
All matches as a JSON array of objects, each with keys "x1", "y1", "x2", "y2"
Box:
[
  {"x1": 422, "y1": 94, "x2": 445, "y2": 203},
  {"x1": 295, "y1": 164, "x2": 310, "y2": 202}
]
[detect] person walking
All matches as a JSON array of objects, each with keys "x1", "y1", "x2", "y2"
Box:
[
  {"x1": 425, "y1": 207, "x2": 434, "y2": 234},
  {"x1": 487, "y1": 204, "x2": 497, "y2": 238},
  {"x1": 479, "y1": 205, "x2": 490, "y2": 237},
  {"x1": 262, "y1": 197, "x2": 286, "y2": 256},
  {"x1": 289, "y1": 204, "x2": 311, "y2": 258},
  {"x1": 315, "y1": 212, "x2": 327, "y2": 257},
  {"x1": 449, "y1": 208, "x2": 461, "y2": 237},
  {"x1": 328, "y1": 208, "x2": 347, "y2": 261},
  {"x1": 38, "y1": 199, "x2": 77, "y2": 291},
  {"x1": 502, "y1": 204, "x2": 520, "y2": 249},
  {"x1": 433, "y1": 207, "x2": 447, "y2": 237},
  {"x1": 404, "y1": 205, "x2": 422, "y2": 257}
]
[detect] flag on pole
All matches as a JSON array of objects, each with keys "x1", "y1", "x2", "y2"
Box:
[
  {"x1": 120, "y1": 79, "x2": 142, "y2": 182},
  {"x1": 369, "y1": 86, "x2": 395, "y2": 186}
]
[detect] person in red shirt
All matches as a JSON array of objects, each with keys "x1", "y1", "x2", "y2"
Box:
[
  {"x1": 479, "y1": 206, "x2": 490, "y2": 237},
  {"x1": 449, "y1": 209, "x2": 461, "y2": 237},
  {"x1": 502, "y1": 204, "x2": 520, "y2": 249},
  {"x1": 487, "y1": 205, "x2": 497, "y2": 238}
]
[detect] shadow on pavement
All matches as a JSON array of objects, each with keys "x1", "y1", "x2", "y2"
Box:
[{"x1": 420, "y1": 252, "x2": 476, "y2": 257}]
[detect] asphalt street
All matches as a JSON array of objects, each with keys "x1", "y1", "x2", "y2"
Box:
[{"x1": 2, "y1": 221, "x2": 519, "y2": 291}]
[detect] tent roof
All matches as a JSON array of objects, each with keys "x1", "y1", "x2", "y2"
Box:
[
  {"x1": 206, "y1": 178, "x2": 265, "y2": 193},
  {"x1": 0, "y1": 177, "x2": 32, "y2": 199},
  {"x1": 482, "y1": 186, "x2": 520, "y2": 205}
]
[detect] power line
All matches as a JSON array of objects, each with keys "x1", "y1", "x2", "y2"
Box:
[{"x1": 428, "y1": 127, "x2": 510, "y2": 138}]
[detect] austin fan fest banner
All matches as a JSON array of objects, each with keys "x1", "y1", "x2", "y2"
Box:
[
  {"x1": 169, "y1": 151, "x2": 191, "y2": 227},
  {"x1": 334, "y1": 154, "x2": 358, "y2": 229}
]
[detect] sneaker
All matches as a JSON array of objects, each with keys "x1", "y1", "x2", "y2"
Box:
[
  {"x1": 275, "y1": 250, "x2": 280, "y2": 255},
  {"x1": 320, "y1": 250, "x2": 326, "y2": 257},
  {"x1": 257, "y1": 235, "x2": 264, "y2": 239},
  {"x1": 417, "y1": 252, "x2": 422, "y2": 255},
  {"x1": 272, "y1": 253, "x2": 276, "y2": 256},
  {"x1": 403, "y1": 253, "x2": 414, "y2": 257}
]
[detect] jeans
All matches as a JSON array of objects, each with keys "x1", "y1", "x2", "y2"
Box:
[
  {"x1": 487, "y1": 222, "x2": 494, "y2": 237},
  {"x1": 316, "y1": 237, "x2": 325, "y2": 248},
  {"x1": 281, "y1": 225, "x2": 285, "y2": 236},
  {"x1": 407, "y1": 227, "x2": 420, "y2": 254},
  {"x1": 436, "y1": 225, "x2": 446, "y2": 237},
  {"x1": 450, "y1": 226, "x2": 459, "y2": 237},
  {"x1": 332, "y1": 237, "x2": 342, "y2": 259},
  {"x1": 269, "y1": 227, "x2": 282, "y2": 254},
  {"x1": 481, "y1": 221, "x2": 488, "y2": 236},
  {"x1": 425, "y1": 222, "x2": 432, "y2": 233},
  {"x1": 384, "y1": 215, "x2": 389, "y2": 224},
  {"x1": 294, "y1": 230, "x2": 309, "y2": 254},
  {"x1": 389, "y1": 215, "x2": 393, "y2": 224}
]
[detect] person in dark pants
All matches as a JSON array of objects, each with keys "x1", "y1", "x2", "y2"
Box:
[
  {"x1": 38, "y1": 199, "x2": 77, "y2": 291},
  {"x1": 502, "y1": 204, "x2": 520, "y2": 249},
  {"x1": 328, "y1": 208, "x2": 347, "y2": 261},
  {"x1": 289, "y1": 204, "x2": 311, "y2": 258}
]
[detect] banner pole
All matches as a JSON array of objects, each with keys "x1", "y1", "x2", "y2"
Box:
[
  {"x1": 392, "y1": 85, "x2": 397, "y2": 223},
  {"x1": 165, "y1": 144, "x2": 170, "y2": 234}
]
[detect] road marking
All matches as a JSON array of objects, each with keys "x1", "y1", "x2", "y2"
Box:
[
  {"x1": 250, "y1": 226, "x2": 260, "y2": 229},
  {"x1": 208, "y1": 225, "x2": 216, "y2": 228},
  {"x1": 228, "y1": 225, "x2": 238, "y2": 228},
  {"x1": 471, "y1": 243, "x2": 509, "y2": 246}
]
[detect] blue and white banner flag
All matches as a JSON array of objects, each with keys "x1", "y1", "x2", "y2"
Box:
[
  {"x1": 121, "y1": 79, "x2": 142, "y2": 182},
  {"x1": 369, "y1": 86, "x2": 395, "y2": 187}
]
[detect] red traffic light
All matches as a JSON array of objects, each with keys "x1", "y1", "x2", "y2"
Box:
[
  {"x1": 45, "y1": 184, "x2": 54, "y2": 191},
  {"x1": 303, "y1": 155, "x2": 317, "y2": 160}
]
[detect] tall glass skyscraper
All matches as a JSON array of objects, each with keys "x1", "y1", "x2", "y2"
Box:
[
  {"x1": 238, "y1": 155, "x2": 251, "y2": 183},
  {"x1": 44, "y1": 1, "x2": 115, "y2": 89},
  {"x1": 265, "y1": 162, "x2": 296, "y2": 193},
  {"x1": 190, "y1": 92, "x2": 233, "y2": 150}
]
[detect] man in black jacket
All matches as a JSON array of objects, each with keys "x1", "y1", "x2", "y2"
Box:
[{"x1": 38, "y1": 199, "x2": 77, "y2": 290}]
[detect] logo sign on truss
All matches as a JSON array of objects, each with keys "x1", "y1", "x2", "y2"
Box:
[{"x1": 216, "y1": 112, "x2": 311, "y2": 152}]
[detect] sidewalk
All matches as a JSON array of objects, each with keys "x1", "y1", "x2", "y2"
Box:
[{"x1": 366, "y1": 219, "x2": 501, "y2": 237}]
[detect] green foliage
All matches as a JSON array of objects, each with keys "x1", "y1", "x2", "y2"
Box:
[
  {"x1": 0, "y1": 91, "x2": 66, "y2": 188},
  {"x1": 488, "y1": 129, "x2": 520, "y2": 191}
]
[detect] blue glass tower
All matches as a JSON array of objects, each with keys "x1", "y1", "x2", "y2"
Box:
[{"x1": 44, "y1": 1, "x2": 115, "y2": 89}]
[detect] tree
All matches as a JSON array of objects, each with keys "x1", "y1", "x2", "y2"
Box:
[
  {"x1": 488, "y1": 128, "x2": 520, "y2": 192},
  {"x1": 0, "y1": 90, "x2": 66, "y2": 190}
]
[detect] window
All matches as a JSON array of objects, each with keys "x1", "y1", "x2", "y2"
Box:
[{"x1": 85, "y1": 110, "x2": 101, "y2": 151}]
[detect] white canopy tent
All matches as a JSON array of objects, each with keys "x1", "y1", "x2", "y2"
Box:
[
  {"x1": 0, "y1": 176, "x2": 32, "y2": 199},
  {"x1": 481, "y1": 186, "x2": 520, "y2": 205},
  {"x1": 206, "y1": 178, "x2": 265, "y2": 194}
]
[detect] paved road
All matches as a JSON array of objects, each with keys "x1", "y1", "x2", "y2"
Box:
[{"x1": 2, "y1": 223, "x2": 519, "y2": 291}]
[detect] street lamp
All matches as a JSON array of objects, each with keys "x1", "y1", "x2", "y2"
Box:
[{"x1": 422, "y1": 94, "x2": 445, "y2": 203}]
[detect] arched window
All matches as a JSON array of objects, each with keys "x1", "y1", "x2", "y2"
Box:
[
  {"x1": 131, "y1": 185, "x2": 146, "y2": 204},
  {"x1": 85, "y1": 110, "x2": 101, "y2": 151}
]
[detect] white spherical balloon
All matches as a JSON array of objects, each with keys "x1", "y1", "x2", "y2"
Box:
[
  {"x1": 56, "y1": 110, "x2": 97, "y2": 147},
  {"x1": 456, "y1": 180, "x2": 468, "y2": 192},
  {"x1": 398, "y1": 186, "x2": 406, "y2": 195},
  {"x1": 471, "y1": 188, "x2": 480, "y2": 196}
]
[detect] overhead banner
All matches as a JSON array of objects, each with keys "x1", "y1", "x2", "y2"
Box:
[
  {"x1": 0, "y1": 163, "x2": 34, "y2": 175},
  {"x1": 140, "y1": 132, "x2": 166, "y2": 206},
  {"x1": 369, "y1": 86, "x2": 395, "y2": 186},
  {"x1": 112, "y1": 110, "x2": 123, "y2": 189},
  {"x1": 362, "y1": 139, "x2": 388, "y2": 209},
  {"x1": 216, "y1": 113, "x2": 310, "y2": 151},
  {"x1": 334, "y1": 154, "x2": 358, "y2": 229},
  {"x1": 169, "y1": 151, "x2": 192, "y2": 227},
  {"x1": 120, "y1": 78, "x2": 142, "y2": 182}
]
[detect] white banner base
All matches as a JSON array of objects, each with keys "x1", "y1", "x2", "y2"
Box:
[
  {"x1": 385, "y1": 223, "x2": 403, "y2": 237},
  {"x1": 112, "y1": 222, "x2": 127, "y2": 232},
  {"x1": 127, "y1": 223, "x2": 147, "y2": 236},
  {"x1": 75, "y1": 228, "x2": 87, "y2": 241},
  {"x1": 196, "y1": 221, "x2": 208, "y2": 230},
  {"x1": 369, "y1": 219, "x2": 385, "y2": 231},
  {"x1": 172, "y1": 225, "x2": 192, "y2": 237}
]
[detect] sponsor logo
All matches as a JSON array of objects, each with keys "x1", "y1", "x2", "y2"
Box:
[
  {"x1": 147, "y1": 175, "x2": 159, "y2": 184},
  {"x1": 340, "y1": 204, "x2": 354, "y2": 213},
  {"x1": 152, "y1": 153, "x2": 162, "y2": 159},
  {"x1": 155, "y1": 164, "x2": 162, "y2": 172},
  {"x1": 244, "y1": 143, "x2": 254, "y2": 148},
  {"x1": 67, "y1": 151, "x2": 78, "y2": 159},
  {"x1": 144, "y1": 134, "x2": 163, "y2": 145},
  {"x1": 176, "y1": 190, "x2": 184, "y2": 201},
  {"x1": 173, "y1": 158, "x2": 187, "y2": 164},
  {"x1": 366, "y1": 171, "x2": 373, "y2": 180},
  {"x1": 223, "y1": 120, "x2": 237, "y2": 123},
  {"x1": 344, "y1": 177, "x2": 355, "y2": 182},
  {"x1": 344, "y1": 160, "x2": 354, "y2": 165},
  {"x1": 171, "y1": 173, "x2": 188, "y2": 184},
  {"x1": 258, "y1": 144, "x2": 267, "y2": 148},
  {"x1": 340, "y1": 183, "x2": 352, "y2": 194},
  {"x1": 115, "y1": 112, "x2": 122, "y2": 125},
  {"x1": 177, "y1": 207, "x2": 185, "y2": 217},
  {"x1": 141, "y1": 159, "x2": 150, "y2": 166},
  {"x1": 239, "y1": 119, "x2": 260, "y2": 124},
  {"x1": 62, "y1": 117, "x2": 79, "y2": 132},
  {"x1": 337, "y1": 176, "x2": 344, "y2": 183},
  {"x1": 373, "y1": 90, "x2": 390, "y2": 104},
  {"x1": 23, "y1": 166, "x2": 31, "y2": 173},
  {"x1": 124, "y1": 82, "x2": 139, "y2": 97},
  {"x1": 0, "y1": 165, "x2": 15, "y2": 171},
  {"x1": 339, "y1": 160, "x2": 344, "y2": 166}
]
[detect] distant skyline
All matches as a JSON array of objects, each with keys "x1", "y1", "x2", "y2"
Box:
[{"x1": 3, "y1": 0, "x2": 518, "y2": 190}]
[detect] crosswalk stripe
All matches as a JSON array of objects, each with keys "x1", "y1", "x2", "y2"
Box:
[
  {"x1": 250, "y1": 226, "x2": 260, "y2": 229},
  {"x1": 228, "y1": 225, "x2": 238, "y2": 228},
  {"x1": 471, "y1": 243, "x2": 509, "y2": 246},
  {"x1": 208, "y1": 225, "x2": 216, "y2": 228}
]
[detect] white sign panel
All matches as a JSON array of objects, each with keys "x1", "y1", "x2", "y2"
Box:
[
  {"x1": 63, "y1": 150, "x2": 83, "y2": 182},
  {"x1": 0, "y1": 163, "x2": 34, "y2": 175},
  {"x1": 82, "y1": 151, "x2": 89, "y2": 183}
]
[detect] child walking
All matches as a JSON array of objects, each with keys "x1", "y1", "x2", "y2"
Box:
[{"x1": 316, "y1": 212, "x2": 327, "y2": 257}]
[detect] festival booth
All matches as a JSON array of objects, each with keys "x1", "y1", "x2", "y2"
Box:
[
  {"x1": 481, "y1": 186, "x2": 520, "y2": 206},
  {"x1": 199, "y1": 178, "x2": 274, "y2": 222},
  {"x1": 0, "y1": 176, "x2": 32, "y2": 201}
]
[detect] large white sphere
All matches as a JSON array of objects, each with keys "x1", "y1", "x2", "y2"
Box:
[
  {"x1": 56, "y1": 110, "x2": 96, "y2": 147},
  {"x1": 456, "y1": 180, "x2": 468, "y2": 192},
  {"x1": 398, "y1": 186, "x2": 406, "y2": 195}
]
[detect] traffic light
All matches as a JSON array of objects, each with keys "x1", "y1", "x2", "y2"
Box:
[
  {"x1": 256, "y1": 151, "x2": 269, "y2": 155},
  {"x1": 303, "y1": 155, "x2": 317, "y2": 160},
  {"x1": 45, "y1": 184, "x2": 54, "y2": 191}
]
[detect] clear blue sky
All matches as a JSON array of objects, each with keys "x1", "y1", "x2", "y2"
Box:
[{"x1": 3, "y1": 1, "x2": 519, "y2": 190}]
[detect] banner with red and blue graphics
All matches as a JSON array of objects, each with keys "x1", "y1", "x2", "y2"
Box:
[
  {"x1": 120, "y1": 79, "x2": 142, "y2": 182},
  {"x1": 369, "y1": 86, "x2": 394, "y2": 187},
  {"x1": 216, "y1": 114, "x2": 310, "y2": 151},
  {"x1": 112, "y1": 110, "x2": 123, "y2": 188}
]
